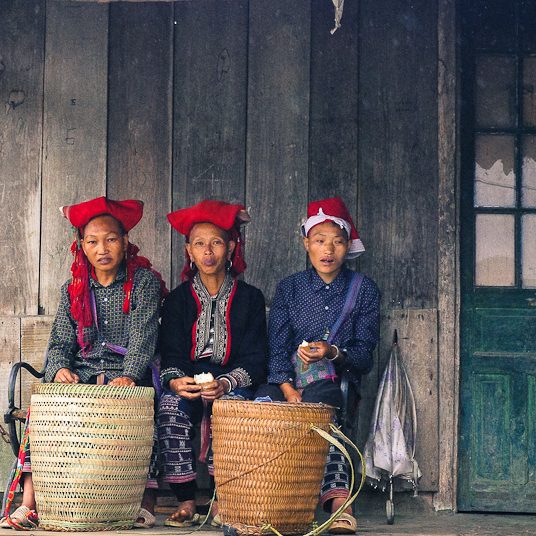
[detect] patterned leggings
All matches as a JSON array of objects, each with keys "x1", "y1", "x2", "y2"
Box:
[{"x1": 157, "y1": 388, "x2": 253, "y2": 496}]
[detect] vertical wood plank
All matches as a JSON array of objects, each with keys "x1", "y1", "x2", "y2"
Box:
[
  {"x1": 359, "y1": 309, "x2": 439, "y2": 492},
  {"x1": 436, "y1": 0, "x2": 459, "y2": 511},
  {"x1": 0, "y1": 317, "x2": 20, "y2": 490},
  {"x1": 0, "y1": 1, "x2": 44, "y2": 315},
  {"x1": 309, "y1": 0, "x2": 358, "y2": 203},
  {"x1": 172, "y1": 0, "x2": 249, "y2": 287},
  {"x1": 358, "y1": 0, "x2": 439, "y2": 309},
  {"x1": 20, "y1": 316, "x2": 53, "y2": 412},
  {"x1": 246, "y1": 0, "x2": 311, "y2": 301},
  {"x1": 107, "y1": 2, "x2": 173, "y2": 285},
  {"x1": 40, "y1": 0, "x2": 108, "y2": 314}
]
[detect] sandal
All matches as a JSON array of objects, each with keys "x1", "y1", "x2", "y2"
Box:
[
  {"x1": 210, "y1": 513, "x2": 223, "y2": 527},
  {"x1": 133, "y1": 508, "x2": 156, "y2": 529},
  {"x1": 164, "y1": 509, "x2": 201, "y2": 528},
  {"x1": 328, "y1": 512, "x2": 357, "y2": 534},
  {"x1": 0, "y1": 506, "x2": 39, "y2": 531}
]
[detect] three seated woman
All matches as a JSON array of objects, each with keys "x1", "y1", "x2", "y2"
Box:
[{"x1": 3, "y1": 195, "x2": 379, "y2": 535}]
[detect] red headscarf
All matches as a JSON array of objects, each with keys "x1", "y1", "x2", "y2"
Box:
[
  {"x1": 62, "y1": 197, "x2": 168, "y2": 353},
  {"x1": 301, "y1": 196, "x2": 365, "y2": 259},
  {"x1": 167, "y1": 199, "x2": 250, "y2": 281}
]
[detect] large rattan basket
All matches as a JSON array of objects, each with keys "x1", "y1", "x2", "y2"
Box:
[
  {"x1": 212, "y1": 399, "x2": 335, "y2": 535},
  {"x1": 29, "y1": 383, "x2": 155, "y2": 531}
]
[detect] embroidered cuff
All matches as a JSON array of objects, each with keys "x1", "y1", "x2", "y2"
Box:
[
  {"x1": 160, "y1": 367, "x2": 186, "y2": 388},
  {"x1": 217, "y1": 367, "x2": 252, "y2": 390}
]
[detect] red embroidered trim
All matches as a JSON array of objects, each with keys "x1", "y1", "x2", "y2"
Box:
[{"x1": 189, "y1": 282, "x2": 202, "y2": 362}]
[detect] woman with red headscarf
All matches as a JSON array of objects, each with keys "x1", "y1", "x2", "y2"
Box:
[
  {"x1": 158, "y1": 200, "x2": 268, "y2": 527},
  {"x1": 256, "y1": 197, "x2": 380, "y2": 534},
  {"x1": 1, "y1": 197, "x2": 166, "y2": 530}
]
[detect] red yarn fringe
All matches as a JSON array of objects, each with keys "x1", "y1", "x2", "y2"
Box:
[{"x1": 68, "y1": 240, "x2": 168, "y2": 355}]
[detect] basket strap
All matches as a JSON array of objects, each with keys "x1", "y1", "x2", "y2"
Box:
[{"x1": 262, "y1": 424, "x2": 366, "y2": 536}]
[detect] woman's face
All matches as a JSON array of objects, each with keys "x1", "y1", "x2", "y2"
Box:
[
  {"x1": 186, "y1": 223, "x2": 235, "y2": 278},
  {"x1": 81, "y1": 215, "x2": 128, "y2": 278},
  {"x1": 304, "y1": 221, "x2": 349, "y2": 283}
]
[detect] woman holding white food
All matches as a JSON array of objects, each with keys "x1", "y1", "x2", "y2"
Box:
[{"x1": 157, "y1": 200, "x2": 268, "y2": 527}]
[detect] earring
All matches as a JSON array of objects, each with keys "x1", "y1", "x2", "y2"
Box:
[
  {"x1": 226, "y1": 259, "x2": 233, "y2": 272},
  {"x1": 190, "y1": 261, "x2": 195, "y2": 271}
]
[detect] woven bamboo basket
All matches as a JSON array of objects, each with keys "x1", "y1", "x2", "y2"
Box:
[
  {"x1": 212, "y1": 399, "x2": 335, "y2": 535},
  {"x1": 29, "y1": 383, "x2": 154, "y2": 531}
]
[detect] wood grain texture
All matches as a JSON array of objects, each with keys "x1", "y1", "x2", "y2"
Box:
[
  {"x1": 0, "y1": 317, "x2": 20, "y2": 490},
  {"x1": 20, "y1": 316, "x2": 53, "y2": 412},
  {"x1": 436, "y1": 0, "x2": 459, "y2": 511},
  {"x1": 0, "y1": 1, "x2": 44, "y2": 315},
  {"x1": 246, "y1": 0, "x2": 311, "y2": 301},
  {"x1": 172, "y1": 0, "x2": 248, "y2": 287},
  {"x1": 309, "y1": 0, "x2": 358, "y2": 204},
  {"x1": 107, "y1": 2, "x2": 173, "y2": 286},
  {"x1": 39, "y1": 0, "x2": 108, "y2": 314},
  {"x1": 358, "y1": 309, "x2": 439, "y2": 492},
  {"x1": 358, "y1": 0, "x2": 439, "y2": 309}
]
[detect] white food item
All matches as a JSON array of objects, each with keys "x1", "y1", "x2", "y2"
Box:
[
  {"x1": 194, "y1": 372, "x2": 215, "y2": 384},
  {"x1": 299, "y1": 340, "x2": 309, "y2": 348}
]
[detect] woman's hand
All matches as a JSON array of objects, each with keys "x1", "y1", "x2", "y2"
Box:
[
  {"x1": 169, "y1": 376, "x2": 202, "y2": 399},
  {"x1": 280, "y1": 382, "x2": 302, "y2": 403},
  {"x1": 297, "y1": 341, "x2": 335, "y2": 365},
  {"x1": 54, "y1": 368, "x2": 80, "y2": 384},
  {"x1": 199, "y1": 379, "x2": 226, "y2": 401},
  {"x1": 109, "y1": 376, "x2": 136, "y2": 387}
]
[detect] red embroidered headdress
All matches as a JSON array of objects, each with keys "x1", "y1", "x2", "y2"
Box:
[
  {"x1": 301, "y1": 196, "x2": 365, "y2": 259},
  {"x1": 167, "y1": 199, "x2": 250, "y2": 280},
  {"x1": 62, "y1": 196, "x2": 167, "y2": 353}
]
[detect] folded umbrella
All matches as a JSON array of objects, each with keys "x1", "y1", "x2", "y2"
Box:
[{"x1": 359, "y1": 331, "x2": 421, "y2": 491}]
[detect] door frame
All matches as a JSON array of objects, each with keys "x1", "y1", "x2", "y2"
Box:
[{"x1": 435, "y1": 0, "x2": 461, "y2": 512}]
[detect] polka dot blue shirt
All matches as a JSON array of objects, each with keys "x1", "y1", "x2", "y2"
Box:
[{"x1": 268, "y1": 267, "x2": 380, "y2": 387}]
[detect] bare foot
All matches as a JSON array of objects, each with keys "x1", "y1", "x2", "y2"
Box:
[
  {"x1": 331, "y1": 496, "x2": 352, "y2": 515},
  {"x1": 135, "y1": 489, "x2": 157, "y2": 526},
  {"x1": 165, "y1": 500, "x2": 198, "y2": 526}
]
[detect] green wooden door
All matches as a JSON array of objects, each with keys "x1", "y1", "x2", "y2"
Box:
[{"x1": 458, "y1": 0, "x2": 536, "y2": 512}]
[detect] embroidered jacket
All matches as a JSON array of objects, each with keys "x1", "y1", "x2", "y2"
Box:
[
  {"x1": 45, "y1": 266, "x2": 161, "y2": 383},
  {"x1": 268, "y1": 267, "x2": 380, "y2": 387},
  {"x1": 160, "y1": 279, "x2": 268, "y2": 391}
]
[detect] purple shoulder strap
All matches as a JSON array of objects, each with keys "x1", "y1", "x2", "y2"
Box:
[{"x1": 327, "y1": 272, "x2": 364, "y2": 344}]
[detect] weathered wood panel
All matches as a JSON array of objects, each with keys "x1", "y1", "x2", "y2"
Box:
[
  {"x1": 172, "y1": 0, "x2": 248, "y2": 287},
  {"x1": 359, "y1": 309, "x2": 439, "y2": 492},
  {"x1": 107, "y1": 2, "x2": 173, "y2": 285},
  {"x1": 0, "y1": 1, "x2": 44, "y2": 315},
  {"x1": 20, "y1": 316, "x2": 53, "y2": 412},
  {"x1": 40, "y1": 0, "x2": 108, "y2": 314},
  {"x1": 309, "y1": 0, "x2": 358, "y2": 204},
  {"x1": 0, "y1": 317, "x2": 20, "y2": 490},
  {"x1": 358, "y1": 0, "x2": 439, "y2": 309},
  {"x1": 436, "y1": 0, "x2": 459, "y2": 511},
  {"x1": 246, "y1": 0, "x2": 311, "y2": 300}
]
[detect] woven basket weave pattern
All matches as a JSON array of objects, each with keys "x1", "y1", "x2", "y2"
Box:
[
  {"x1": 212, "y1": 400, "x2": 334, "y2": 535},
  {"x1": 30, "y1": 383, "x2": 154, "y2": 532}
]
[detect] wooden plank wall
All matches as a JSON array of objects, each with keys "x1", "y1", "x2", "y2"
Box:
[
  {"x1": 0, "y1": 0, "x2": 448, "y2": 500},
  {"x1": 357, "y1": 0, "x2": 440, "y2": 492}
]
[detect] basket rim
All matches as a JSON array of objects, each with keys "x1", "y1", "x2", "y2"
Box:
[{"x1": 31, "y1": 383, "x2": 154, "y2": 399}]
